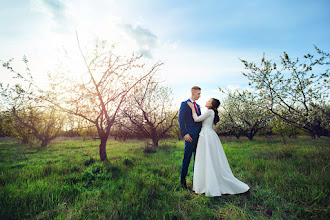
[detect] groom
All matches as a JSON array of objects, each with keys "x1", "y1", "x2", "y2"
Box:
[{"x1": 179, "y1": 86, "x2": 202, "y2": 189}]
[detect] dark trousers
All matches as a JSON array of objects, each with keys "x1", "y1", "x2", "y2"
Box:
[{"x1": 180, "y1": 133, "x2": 199, "y2": 182}]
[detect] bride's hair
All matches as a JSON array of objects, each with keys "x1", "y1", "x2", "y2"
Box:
[{"x1": 211, "y1": 98, "x2": 220, "y2": 125}]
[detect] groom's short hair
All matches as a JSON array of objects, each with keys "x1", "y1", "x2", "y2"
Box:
[{"x1": 191, "y1": 86, "x2": 201, "y2": 91}]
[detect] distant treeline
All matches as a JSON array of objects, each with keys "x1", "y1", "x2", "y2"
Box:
[{"x1": 0, "y1": 43, "x2": 329, "y2": 161}]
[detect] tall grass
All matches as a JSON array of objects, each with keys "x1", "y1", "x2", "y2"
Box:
[{"x1": 0, "y1": 137, "x2": 329, "y2": 219}]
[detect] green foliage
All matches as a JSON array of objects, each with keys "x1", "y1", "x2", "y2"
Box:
[
  {"x1": 77, "y1": 119, "x2": 98, "y2": 141},
  {"x1": 84, "y1": 157, "x2": 96, "y2": 166},
  {"x1": 0, "y1": 58, "x2": 65, "y2": 147},
  {"x1": 122, "y1": 157, "x2": 135, "y2": 166},
  {"x1": 0, "y1": 114, "x2": 9, "y2": 137},
  {"x1": 272, "y1": 116, "x2": 300, "y2": 143},
  {"x1": 10, "y1": 107, "x2": 65, "y2": 148},
  {"x1": 0, "y1": 138, "x2": 329, "y2": 219},
  {"x1": 0, "y1": 112, "x2": 36, "y2": 144},
  {"x1": 167, "y1": 117, "x2": 183, "y2": 141}
]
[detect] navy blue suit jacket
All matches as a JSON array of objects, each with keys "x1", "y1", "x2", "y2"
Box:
[{"x1": 178, "y1": 99, "x2": 202, "y2": 137}]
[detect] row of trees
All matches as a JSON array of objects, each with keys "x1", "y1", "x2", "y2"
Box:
[
  {"x1": 217, "y1": 45, "x2": 329, "y2": 140},
  {"x1": 216, "y1": 90, "x2": 272, "y2": 140},
  {"x1": 215, "y1": 89, "x2": 301, "y2": 142},
  {"x1": 1, "y1": 42, "x2": 329, "y2": 160},
  {"x1": 0, "y1": 38, "x2": 177, "y2": 161}
]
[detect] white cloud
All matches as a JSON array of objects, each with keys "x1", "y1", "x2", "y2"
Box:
[
  {"x1": 30, "y1": 0, "x2": 68, "y2": 31},
  {"x1": 1, "y1": 0, "x2": 261, "y2": 104},
  {"x1": 152, "y1": 44, "x2": 266, "y2": 109},
  {"x1": 120, "y1": 24, "x2": 158, "y2": 58},
  {"x1": 154, "y1": 44, "x2": 251, "y2": 86}
]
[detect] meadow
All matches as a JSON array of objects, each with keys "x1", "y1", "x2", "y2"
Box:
[{"x1": 0, "y1": 136, "x2": 329, "y2": 219}]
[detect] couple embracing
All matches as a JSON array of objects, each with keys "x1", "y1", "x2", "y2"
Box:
[{"x1": 179, "y1": 86, "x2": 250, "y2": 197}]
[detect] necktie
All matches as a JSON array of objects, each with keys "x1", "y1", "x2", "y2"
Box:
[{"x1": 193, "y1": 102, "x2": 199, "y2": 116}]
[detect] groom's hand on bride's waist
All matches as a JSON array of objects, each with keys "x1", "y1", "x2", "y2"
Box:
[{"x1": 184, "y1": 134, "x2": 193, "y2": 142}]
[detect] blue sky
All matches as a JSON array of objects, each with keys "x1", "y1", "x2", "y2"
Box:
[{"x1": 1, "y1": 0, "x2": 330, "y2": 108}]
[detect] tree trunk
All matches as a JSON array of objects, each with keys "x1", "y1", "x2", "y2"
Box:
[
  {"x1": 152, "y1": 137, "x2": 159, "y2": 147},
  {"x1": 99, "y1": 137, "x2": 108, "y2": 161},
  {"x1": 41, "y1": 140, "x2": 48, "y2": 148},
  {"x1": 247, "y1": 133, "x2": 254, "y2": 141},
  {"x1": 22, "y1": 136, "x2": 29, "y2": 144}
]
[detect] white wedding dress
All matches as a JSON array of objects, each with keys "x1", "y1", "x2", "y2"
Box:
[{"x1": 192, "y1": 109, "x2": 250, "y2": 197}]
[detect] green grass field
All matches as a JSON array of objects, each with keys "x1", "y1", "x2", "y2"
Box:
[{"x1": 0, "y1": 136, "x2": 329, "y2": 219}]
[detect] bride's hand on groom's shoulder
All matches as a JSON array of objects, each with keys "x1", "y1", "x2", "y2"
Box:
[{"x1": 187, "y1": 102, "x2": 194, "y2": 108}]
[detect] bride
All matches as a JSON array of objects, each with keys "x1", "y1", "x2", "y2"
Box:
[{"x1": 187, "y1": 98, "x2": 250, "y2": 197}]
